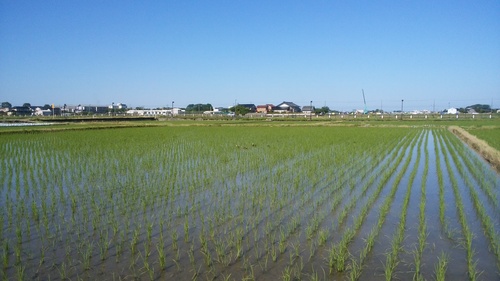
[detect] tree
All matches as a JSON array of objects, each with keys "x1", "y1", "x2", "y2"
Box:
[
  {"x1": 43, "y1": 104, "x2": 52, "y2": 110},
  {"x1": 1, "y1": 102, "x2": 12, "y2": 109},
  {"x1": 314, "y1": 106, "x2": 330, "y2": 115},
  {"x1": 230, "y1": 105, "x2": 250, "y2": 116},
  {"x1": 466, "y1": 104, "x2": 491, "y2": 113},
  {"x1": 185, "y1": 103, "x2": 213, "y2": 112},
  {"x1": 22, "y1": 103, "x2": 31, "y2": 108}
]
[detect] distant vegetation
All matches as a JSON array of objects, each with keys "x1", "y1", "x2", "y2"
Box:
[
  {"x1": 458, "y1": 104, "x2": 495, "y2": 113},
  {"x1": 185, "y1": 103, "x2": 214, "y2": 112}
]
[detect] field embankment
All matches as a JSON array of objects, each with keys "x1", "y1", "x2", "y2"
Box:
[{"x1": 449, "y1": 125, "x2": 500, "y2": 173}]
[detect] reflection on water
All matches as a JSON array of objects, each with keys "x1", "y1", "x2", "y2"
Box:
[{"x1": 0, "y1": 122, "x2": 54, "y2": 127}]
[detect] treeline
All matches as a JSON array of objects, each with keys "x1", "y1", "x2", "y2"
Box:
[
  {"x1": 458, "y1": 104, "x2": 495, "y2": 113},
  {"x1": 185, "y1": 104, "x2": 213, "y2": 112}
]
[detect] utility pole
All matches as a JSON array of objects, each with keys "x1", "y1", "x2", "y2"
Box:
[
  {"x1": 310, "y1": 101, "x2": 313, "y2": 121},
  {"x1": 401, "y1": 99, "x2": 404, "y2": 120},
  {"x1": 171, "y1": 101, "x2": 174, "y2": 117}
]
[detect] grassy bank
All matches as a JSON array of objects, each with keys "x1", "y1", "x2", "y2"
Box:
[{"x1": 449, "y1": 126, "x2": 500, "y2": 173}]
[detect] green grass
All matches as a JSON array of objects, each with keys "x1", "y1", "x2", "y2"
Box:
[{"x1": 466, "y1": 126, "x2": 500, "y2": 151}]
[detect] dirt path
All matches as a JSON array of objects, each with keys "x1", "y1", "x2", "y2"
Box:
[{"x1": 449, "y1": 125, "x2": 500, "y2": 173}]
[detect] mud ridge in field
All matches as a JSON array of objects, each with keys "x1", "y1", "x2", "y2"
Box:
[{"x1": 449, "y1": 126, "x2": 500, "y2": 173}]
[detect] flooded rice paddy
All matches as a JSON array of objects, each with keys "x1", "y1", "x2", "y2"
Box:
[{"x1": 0, "y1": 126, "x2": 499, "y2": 280}]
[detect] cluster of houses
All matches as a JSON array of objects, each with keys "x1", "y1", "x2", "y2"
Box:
[
  {"x1": 2, "y1": 100, "x2": 497, "y2": 117},
  {"x1": 241, "y1": 101, "x2": 315, "y2": 114},
  {"x1": 1, "y1": 103, "x2": 128, "y2": 116},
  {"x1": 125, "y1": 101, "x2": 314, "y2": 116}
]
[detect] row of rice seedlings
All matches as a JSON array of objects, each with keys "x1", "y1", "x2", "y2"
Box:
[
  {"x1": 248, "y1": 134, "x2": 385, "y2": 259},
  {"x1": 1, "y1": 126, "x2": 417, "y2": 279},
  {"x1": 451, "y1": 129, "x2": 500, "y2": 200},
  {"x1": 329, "y1": 129, "x2": 420, "y2": 276},
  {"x1": 446, "y1": 129, "x2": 499, "y2": 210},
  {"x1": 298, "y1": 136, "x2": 406, "y2": 276},
  {"x1": 413, "y1": 129, "x2": 430, "y2": 281},
  {"x1": 433, "y1": 129, "x2": 457, "y2": 241},
  {"x1": 350, "y1": 129, "x2": 421, "y2": 280},
  {"x1": 302, "y1": 129, "x2": 412, "y2": 273},
  {"x1": 1, "y1": 129, "x2": 217, "y2": 276},
  {"x1": 268, "y1": 128, "x2": 412, "y2": 276},
  {"x1": 441, "y1": 131, "x2": 500, "y2": 267},
  {"x1": 167, "y1": 131, "x2": 340, "y2": 276},
  {"x1": 383, "y1": 130, "x2": 425, "y2": 281},
  {"x1": 437, "y1": 132, "x2": 479, "y2": 280},
  {"x1": 225, "y1": 128, "x2": 409, "y2": 278},
  {"x1": 258, "y1": 134, "x2": 386, "y2": 276}
]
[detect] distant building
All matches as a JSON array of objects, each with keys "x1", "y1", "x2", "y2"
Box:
[
  {"x1": 445, "y1": 108, "x2": 458, "y2": 114},
  {"x1": 301, "y1": 106, "x2": 315, "y2": 115},
  {"x1": 10, "y1": 106, "x2": 33, "y2": 116},
  {"x1": 275, "y1": 101, "x2": 301, "y2": 113},
  {"x1": 34, "y1": 107, "x2": 52, "y2": 116},
  {"x1": 109, "y1": 103, "x2": 127, "y2": 110},
  {"x1": 126, "y1": 109, "x2": 183, "y2": 116},
  {"x1": 256, "y1": 104, "x2": 274, "y2": 113},
  {"x1": 72, "y1": 105, "x2": 109, "y2": 114}
]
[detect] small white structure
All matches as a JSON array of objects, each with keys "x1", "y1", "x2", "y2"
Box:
[
  {"x1": 126, "y1": 108, "x2": 182, "y2": 116},
  {"x1": 34, "y1": 107, "x2": 52, "y2": 116},
  {"x1": 446, "y1": 108, "x2": 458, "y2": 114},
  {"x1": 109, "y1": 103, "x2": 127, "y2": 110}
]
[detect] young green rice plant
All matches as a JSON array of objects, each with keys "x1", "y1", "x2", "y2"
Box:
[
  {"x1": 214, "y1": 239, "x2": 227, "y2": 264},
  {"x1": 2, "y1": 240, "x2": 8, "y2": 270},
  {"x1": 183, "y1": 215, "x2": 190, "y2": 242},
  {"x1": 348, "y1": 256, "x2": 362, "y2": 281},
  {"x1": 57, "y1": 261, "x2": 68, "y2": 280},
  {"x1": 187, "y1": 243, "x2": 196, "y2": 267},
  {"x1": 171, "y1": 257, "x2": 181, "y2": 272},
  {"x1": 146, "y1": 222, "x2": 153, "y2": 245},
  {"x1": 235, "y1": 237, "x2": 243, "y2": 260},
  {"x1": 281, "y1": 265, "x2": 293, "y2": 281},
  {"x1": 383, "y1": 253, "x2": 399, "y2": 281},
  {"x1": 171, "y1": 229, "x2": 179, "y2": 252},
  {"x1": 141, "y1": 254, "x2": 155, "y2": 281},
  {"x1": 412, "y1": 247, "x2": 423, "y2": 281},
  {"x1": 99, "y1": 235, "x2": 111, "y2": 261},
  {"x1": 332, "y1": 241, "x2": 349, "y2": 273},
  {"x1": 14, "y1": 243, "x2": 21, "y2": 265},
  {"x1": 318, "y1": 229, "x2": 328, "y2": 247},
  {"x1": 434, "y1": 251, "x2": 448, "y2": 281},
  {"x1": 201, "y1": 247, "x2": 213, "y2": 268},
  {"x1": 308, "y1": 241, "x2": 317, "y2": 262},
  {"x1": 81, "y1": 241, "x2": 93, "y2": 270},
  {"x1": 16, "y1": 263, "x2": 26, "y2": 281},
  {"x1": 131, "y1": 229, "x2": 139, "y2": 255},
  {"x1": 270, "y1": 244, "x2": 278, "y2": 262}
]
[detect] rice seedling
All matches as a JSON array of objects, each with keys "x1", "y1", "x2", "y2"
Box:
[{"x1": 434, "y1": 252, "x2": 448, "y2": 281}]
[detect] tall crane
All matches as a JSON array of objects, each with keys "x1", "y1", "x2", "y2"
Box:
[{"x1": 362, "y1": 89, "x2": 367, "y2": 114}]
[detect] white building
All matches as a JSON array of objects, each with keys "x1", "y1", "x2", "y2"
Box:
[{"x1": 446, "y1": 108, "x2": 458, "y2": 114}]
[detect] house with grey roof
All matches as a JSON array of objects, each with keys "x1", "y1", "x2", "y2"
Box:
[
  {"x1": 301, "y1": 105, "x2": 315, "y2": 115},
  {"x1": 275, "y1": 101, "x2": 301, "y2": 113}
]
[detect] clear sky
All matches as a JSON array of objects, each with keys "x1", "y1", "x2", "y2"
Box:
[{"x1": 1, "y1": 1, "x2": 499, "y2": 111}]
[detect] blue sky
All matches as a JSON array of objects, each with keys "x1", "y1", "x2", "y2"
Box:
[{"x1": 1, "y1": 1, "x2": 499, "y2": 111}]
